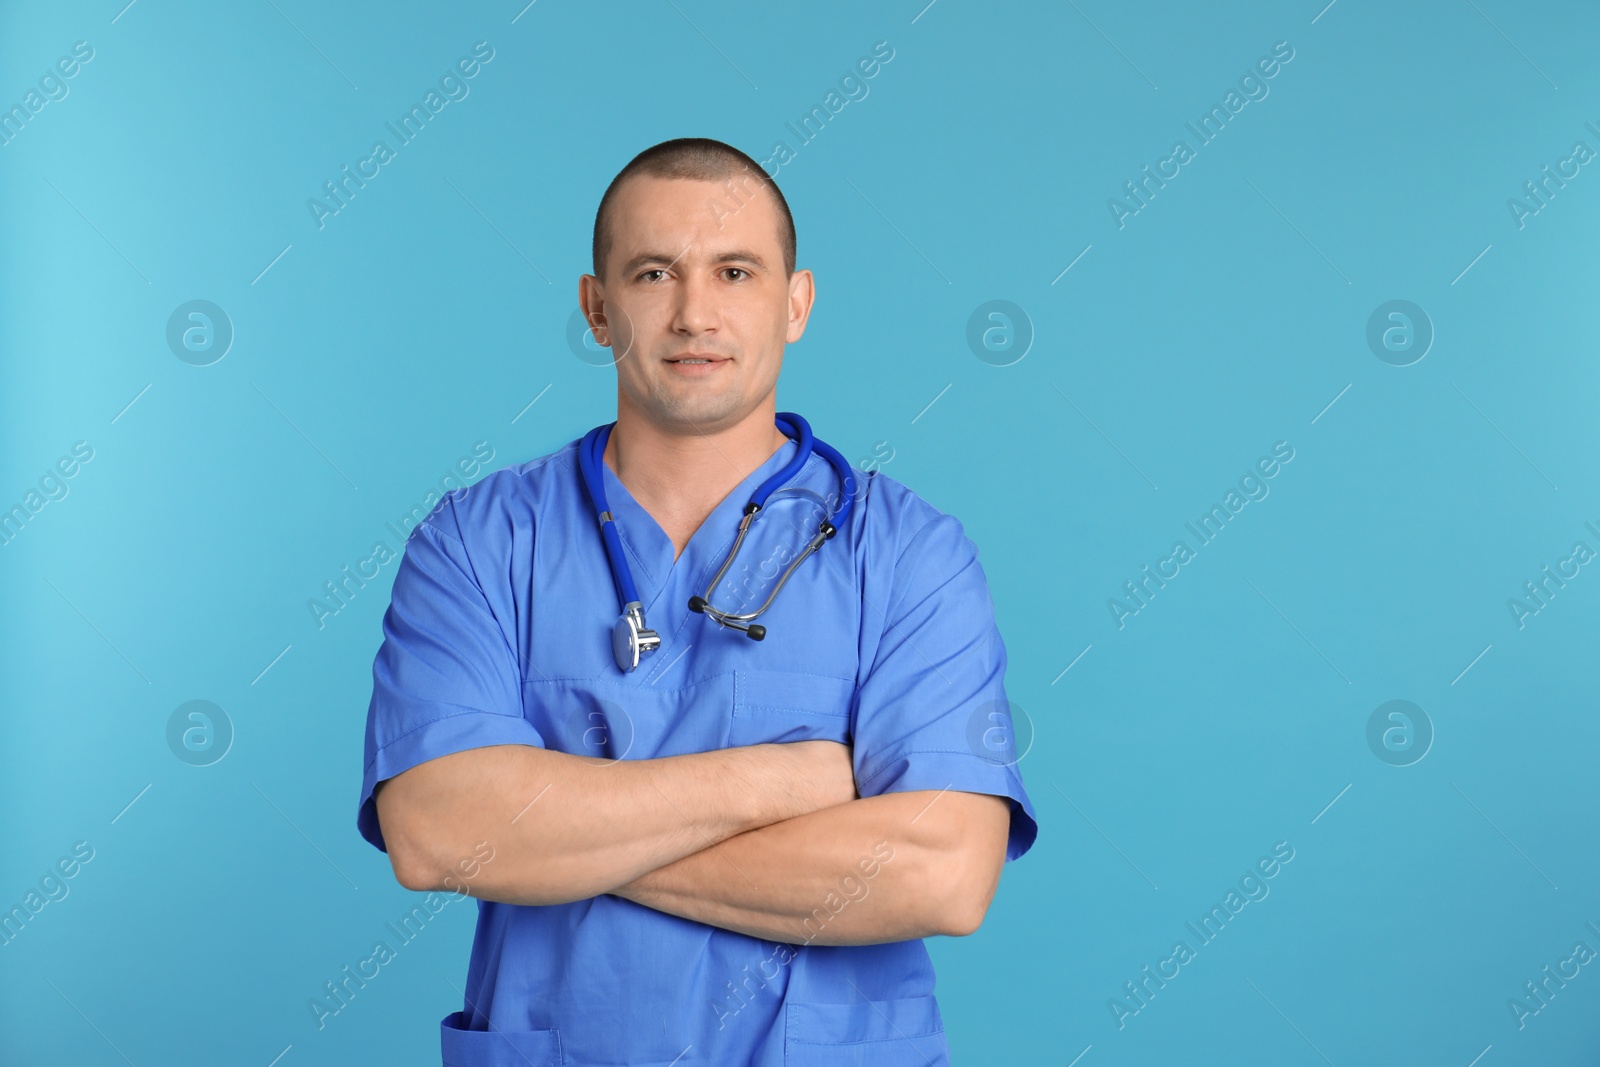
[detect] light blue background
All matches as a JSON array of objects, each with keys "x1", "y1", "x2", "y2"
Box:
[{"x1": 3, "y1": 0, "x2": 1597, "y2": 1064}]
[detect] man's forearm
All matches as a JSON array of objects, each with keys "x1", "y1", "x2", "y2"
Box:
[
  {"x1": 381, "y1": 741, "x2": 853, "y2": 906},
  {"x1": 610, "y1": 790, "x2": 1010, "y2": 945}
]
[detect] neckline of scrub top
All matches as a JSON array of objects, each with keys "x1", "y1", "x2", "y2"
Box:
[{"x1": 595, "y1": 434, "x2": 807, "y2": 616}]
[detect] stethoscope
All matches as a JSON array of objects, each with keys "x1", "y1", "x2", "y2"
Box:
[{"x1": 576, "y1": 412, "x2": 857, "y2": 672}]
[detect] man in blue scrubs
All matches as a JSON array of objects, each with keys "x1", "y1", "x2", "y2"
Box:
[{"x1": 358, "y1": 137, "x2": 1038, "y2": 1066}]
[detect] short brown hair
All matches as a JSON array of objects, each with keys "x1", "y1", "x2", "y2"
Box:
[{"x1": 592, "y1": 137, "x2": 796, "y2": 281}]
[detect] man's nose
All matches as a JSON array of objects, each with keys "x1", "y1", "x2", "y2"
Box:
[{"x1": 672, "y1": 268, "x2": 718, "y2": 334}]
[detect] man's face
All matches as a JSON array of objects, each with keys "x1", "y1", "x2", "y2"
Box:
[{"x1": 581, "y1": 174, "x2": 813, "y2": 434}]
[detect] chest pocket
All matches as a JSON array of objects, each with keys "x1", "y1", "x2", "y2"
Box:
[{"x1": 728, "y1": 670, "x2": 856, "y2": 747}]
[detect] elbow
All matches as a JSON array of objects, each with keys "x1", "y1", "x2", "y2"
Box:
[
  {"x1": 935, "y1": 887, "x2": 992, "y2": 938},
  {"x1": 388, "y1": 844, "x2": 437, "y2": 892},
  {"x1": 383, "y1": 825, "x2": 442, "y2": 892},
  {"x1": 929, "y1": 843, "x2": 1005, "y2": 937},
  {"x1": 374, "y1": 781, "x2": 447, "y2": 892}
]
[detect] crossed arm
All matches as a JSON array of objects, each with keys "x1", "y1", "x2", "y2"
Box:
[{"x1": 375, "y1": 740, "x2": 1012, "y2": 944}]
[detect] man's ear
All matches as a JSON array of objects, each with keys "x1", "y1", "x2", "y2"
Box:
[
  {"x1": 785, "y1": 268, "x2": 815, "y2": 344},
  {"x1": 578, "y1": 274, "x2": 609, "y2": 345}
]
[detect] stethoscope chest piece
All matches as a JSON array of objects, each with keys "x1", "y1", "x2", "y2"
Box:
[{"x1": 611, "y1": 602, "x2": 660, "y2": 673}]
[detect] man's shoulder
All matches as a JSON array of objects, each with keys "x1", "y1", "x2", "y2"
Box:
[
  {"x1": 857, "y1": 468, "x2": 975, "y2": 563},
  {"x1": 414, "y1": 438, "x2": 579, "y2": 544}
]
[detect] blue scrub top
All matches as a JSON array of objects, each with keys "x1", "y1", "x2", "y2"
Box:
[{"x1": 357, "y1": 428, "x2": 1039, "y2": 1067}]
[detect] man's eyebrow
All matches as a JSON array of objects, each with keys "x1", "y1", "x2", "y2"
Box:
[
  {"x1": 617, "y1": 248, "x2": 769, "y2": 276},
  {"x1": 709, "y1": 249, "x2": 768, "y2": 269}
]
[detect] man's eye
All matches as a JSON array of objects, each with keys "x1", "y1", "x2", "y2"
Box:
[
  {"x1": 724, "y1": 268, "x2": 748, "y2": 281},
  {"x1": 639, "y1": 269, "x2": 666, "y2": 282}
]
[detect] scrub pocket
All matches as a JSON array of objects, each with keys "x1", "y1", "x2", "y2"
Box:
[
  {"x1": 440, "y1": 1011, "x2": 564, "y2": 1067},
  {"x1": 728, "y1": 669, "x2": 856, "y2": 748},
  {"x1": 784, "y1": 995, "x2": 949, "y2": 1066}
]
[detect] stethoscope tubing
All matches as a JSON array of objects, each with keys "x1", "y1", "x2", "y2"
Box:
[{"x1": 575, "y1": 412, "x2": 857, "y2": 663}]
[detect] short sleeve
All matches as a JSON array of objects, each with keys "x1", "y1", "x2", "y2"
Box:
[
  {"x1": 852, "y1": 514, "x2": 1039, "y2": 862},
  {"x1": 356, "y1": 497, "x2": 544, "y2": 852}
]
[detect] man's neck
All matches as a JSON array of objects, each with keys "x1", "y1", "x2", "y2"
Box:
[{"x1": 603, "y1": 406, "x2": 789, "y2": 560}]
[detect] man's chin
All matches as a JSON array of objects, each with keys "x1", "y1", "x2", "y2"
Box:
[{"x1": 646, "y1": 388, "x2": 741, "y2": 430}]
